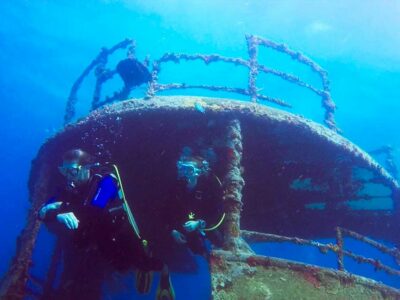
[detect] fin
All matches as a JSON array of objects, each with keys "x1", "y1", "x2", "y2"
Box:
[
  {"x1": 135, "y1": 269, "x2": 153, "y2": 294},
  {"x1": 156, "y1": 266, "x2": 175, "y2": 300}
]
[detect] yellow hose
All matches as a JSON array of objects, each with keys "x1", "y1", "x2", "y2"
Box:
[
  {"x1": 112, "y1": 164, "x2": 141, "y2": 239},
  {"x1": 204, "y1": 213, "x2": 226, "y2": 232}
]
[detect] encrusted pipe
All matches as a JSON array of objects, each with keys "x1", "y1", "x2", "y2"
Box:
[
  {"x1": 0, "y1": 163, "x2": 51, "y2": 300},
  {"x1": 222, "y1": 119, "x2": 249, "y2": 252},
  {"x1": 246, "y1": 35, "x2": 259, "y2": 102},
  {"x1": 336, "y1": 227, "x2": 345, "y2": 271}
]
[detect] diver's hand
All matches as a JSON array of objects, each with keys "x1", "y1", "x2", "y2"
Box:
[
  {"x1": 171, "y1": 230, "x2": 187, "y2": 244},
  {"x1": 183, "y1": 219, "x2": 206, "y2": 233},
  {"x1": 57, "y1": 212, "x2": 79, "y2": 230},
  {"x1": 39, "y1": 201, "x2": 63, "y2": 219}
]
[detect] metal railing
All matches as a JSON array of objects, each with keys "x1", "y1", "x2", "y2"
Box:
[
  {"x1": 241, "y1": 227, "x2": 400, "y2": 277},
  {"x1": 64, "y1": 35, "x2": 338, "y2": 131},
  {"x1": 147, "y1": 35, "x2": 337, "y2": 131}
]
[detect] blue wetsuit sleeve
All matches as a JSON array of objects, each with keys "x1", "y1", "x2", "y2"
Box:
[{"x1": 90, "y1": 175, "x2": 119, "y2": 209}]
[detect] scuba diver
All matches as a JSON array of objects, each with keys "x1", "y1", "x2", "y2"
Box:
[
  {"x1": 115, "y1": 44, "x2": 152, "y2": 96},
  {"x1": 38, "y1": 149, "x2": 175, "y2": 300},
  {"x1": 170, "y1": 146, "x2": 225, "y2": 257},
  {"x1": 94, "y1": 42, "x2": 152, "y2": 108}
]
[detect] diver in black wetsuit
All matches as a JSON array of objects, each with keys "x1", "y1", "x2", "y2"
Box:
[
  {"x1": 92, "y1": 45, "x2": 152, "y2": 109},
  {"x1": 116, "y1": 46, "x2": 152, "y2": 95},
  {"x1": 170, "y1": 146, "x2": 225, "y2": 257},
  {"x1": 38, "y1": 149, "x2": 167, "y2": 300}
]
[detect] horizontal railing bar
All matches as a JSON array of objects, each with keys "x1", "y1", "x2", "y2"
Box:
[
  {"x1": 154, "y1": 83, "x2": 291, "y2": 107},
  {"x1": 339, "y1": 227, "x2": 400, "y2": 266},
  {"x1": 156, "y1": 53, "x2": 248, "y2": 67},
  {"x1": 253, "y1": 36, "x2": 330, "y2": 90},
  {"x1": 258, "y1": 65, "x2": 324, "y2": 96},
  {"x1": 241, "y1": 229, "x2": 400, "y2": 277}
]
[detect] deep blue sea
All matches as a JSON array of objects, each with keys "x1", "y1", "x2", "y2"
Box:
[{"x1": 1, "y1": 1, "x2": 400, "y2": 299}]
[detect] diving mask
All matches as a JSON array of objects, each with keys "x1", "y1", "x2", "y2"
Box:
[
  {"x1": 177, "y1": 160, "x2": 203, "y2": 190},
  {"x1": 58, "y1": 162, "x2": 82, "y2": 178},
  {"x1": 59, "y1": 161, "x2": 92, "y2": 186},
  {"x1": 177, "y1": 161, "x2": 200, "y2": 178}
]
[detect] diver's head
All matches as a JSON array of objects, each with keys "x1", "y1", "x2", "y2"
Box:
[
  {"x1": 177, "y1": 156, "x2": 210, "y2": 190},
  {"x1": 59, "y1": 149, "x2": 94, "y2": 187}
]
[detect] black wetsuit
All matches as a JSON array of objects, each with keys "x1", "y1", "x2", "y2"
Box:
[
  {"x1": 39, "y1": 168, "x2": 162, "y2": 300},
  {"x1": 168, "y1": 173, "x2": 224, "y2": 256},
  {"x1": 116, "y1": 58, "x2": 151, "y2": 88}
]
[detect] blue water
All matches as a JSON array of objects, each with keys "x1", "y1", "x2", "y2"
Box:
[{"x1": 1, "y1": 1, "x2": 400, "y2": 298}]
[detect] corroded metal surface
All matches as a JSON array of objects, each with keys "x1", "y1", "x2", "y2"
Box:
[
  {"x1": 69, "y1": 96, "x2": 396, "y2": 189},
  {"x1": 222, "y1": 119, "x2": 250, "y2": 252},
  {"x1": 210, "y1": 249, "x2": 400, "y2": 299}
]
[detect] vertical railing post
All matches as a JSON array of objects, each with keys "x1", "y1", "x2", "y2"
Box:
[
  {"x1": 222, "y1": 119, "x2": 251, "y2": 253},
  {"x1": 145, "y1": 61, "x2": 160, "y2": 99},
  {"x1": 246, "y1": 35, "x2": 259, "y2": 102},
  {"x1": 336, "y1": 227, "x2": 345, "y2": 271}
]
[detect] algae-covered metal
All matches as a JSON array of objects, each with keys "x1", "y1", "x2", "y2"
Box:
[
  {"x1": 210, "y1": 250, "x2": 400, "y2": 299},
  {"x1": 1, "y1": 96, "x2": 399, "y2": 299}
]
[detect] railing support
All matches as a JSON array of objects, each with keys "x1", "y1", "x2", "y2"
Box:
[
  {"x1": 336, "y1": 227, "x2": 345, "y2": 271},
  {"x1": 222, "y1": 119, "x2": 251, "y2": 253}
]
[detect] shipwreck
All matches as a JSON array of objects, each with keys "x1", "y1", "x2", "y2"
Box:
[{"x1": 1, "y1": 35, "x2": 400, "y2": 299}]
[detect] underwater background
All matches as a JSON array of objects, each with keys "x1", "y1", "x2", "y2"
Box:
[{"x1": 1, "y1": 0, "x2": 400, "y2": 298}]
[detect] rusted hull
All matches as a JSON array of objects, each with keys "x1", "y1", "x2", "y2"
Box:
[{"x1": 210, "y1": 250, "x2": 400, "y2": 299}]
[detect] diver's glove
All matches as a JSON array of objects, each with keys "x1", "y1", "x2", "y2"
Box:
[
  {"x1": 57, "y1": 212, "x2": 80, "y2": 230},
  {"x1": 171, "y1": 230, "x2": 187, "y2": 244},
  {"x1": 183, "y1": 219, "x2": 206, "y2": 234},
  {"x1": 39, "y1": 201, "x2": 63, "y2": 220}
]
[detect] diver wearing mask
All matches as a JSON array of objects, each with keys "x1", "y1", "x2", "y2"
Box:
[
  {"x1": 38, "y1": 149, "x2": 172, "y2": 300},
  {"x1": 171, "y1": 146, "x2": 225, "y2": 257}
]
